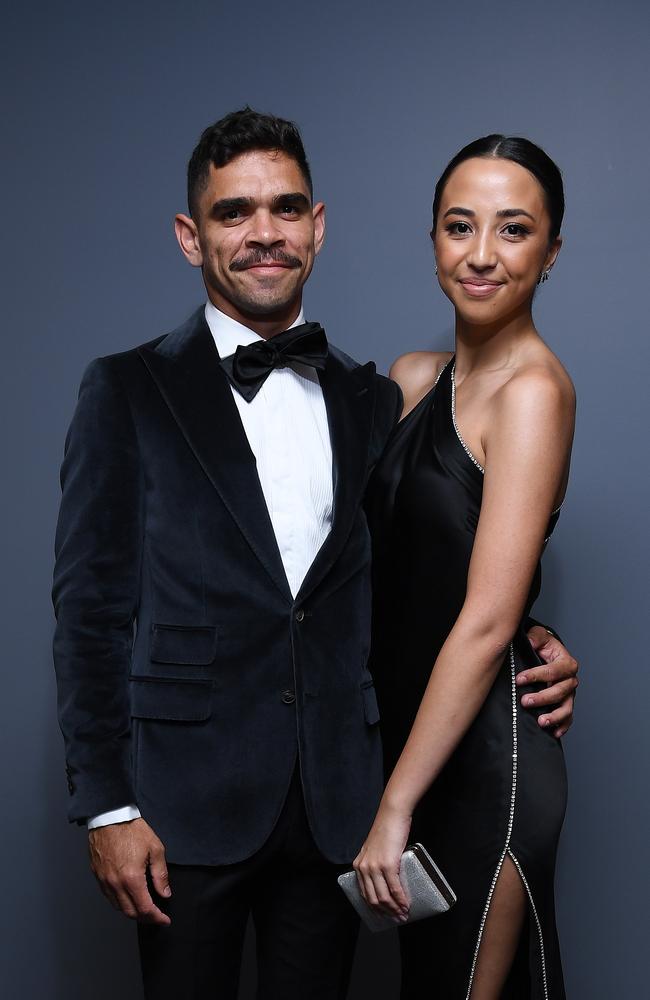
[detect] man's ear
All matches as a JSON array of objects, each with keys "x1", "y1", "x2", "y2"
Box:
[
  {"x1": 175, "y1": 214, "x2": 203, "y2": 267},
  {"x1": 313, "y1": 201, "x2": 326, "y2": 255}
]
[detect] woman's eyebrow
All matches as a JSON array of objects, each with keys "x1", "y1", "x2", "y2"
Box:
[
  {"x1": 443, "y1": 206, "x2": 474, "y2": 218},
  {"x1": 496, "y1": 208, "x2": 536, "y2": 221},
  {"x1": 443, "y1": 206, "x2": 536, "y2": 221}
]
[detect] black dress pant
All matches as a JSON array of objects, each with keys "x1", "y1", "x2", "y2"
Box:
[{"x1": 138, "y1": 766, "x2": 360, "y2": 999}]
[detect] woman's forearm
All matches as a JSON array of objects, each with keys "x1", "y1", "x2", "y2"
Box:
[{"x1": 380, "y1": 618, "x2": 513, "y2": 816}]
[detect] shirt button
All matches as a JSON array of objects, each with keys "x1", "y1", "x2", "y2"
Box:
[
  {"x1": 295, "y1": 609, "x2": 305, "y2": 622},
  {"x1": 281, "y1": 690, "x2": 296, "y2": 705}
]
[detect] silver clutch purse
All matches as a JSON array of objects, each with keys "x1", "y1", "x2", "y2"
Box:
[{"x1": 337, "y1": 842, "x2": 456, "y2": 933}]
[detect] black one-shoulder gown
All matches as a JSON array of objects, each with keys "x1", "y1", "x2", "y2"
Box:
[{"x1": 365, "y1": 359, "x2": 567, "y2": 999}]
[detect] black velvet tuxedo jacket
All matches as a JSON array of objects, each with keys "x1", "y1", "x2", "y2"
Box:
[{"x1": 53, "y1": 307, "x2": 402, "y2": 866}]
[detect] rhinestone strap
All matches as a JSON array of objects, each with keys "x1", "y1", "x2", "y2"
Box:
[
  {"x1": 450, "y1": 364, "x2": 485, "y2": 474},
  {"x1": 434, "y1": 355, "x2": 454, "y2": 391}
]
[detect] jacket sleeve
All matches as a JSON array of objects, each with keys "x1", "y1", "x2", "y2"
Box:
[
  {"x1": 525, "y1": 616, "x2": 564, "y2": 646},
  {"x1": 369, "y1": 373, "x2": 403, "y2": 466},
  {"x1": 52, "y1": 357, "x2": 142, "y2": 823}
]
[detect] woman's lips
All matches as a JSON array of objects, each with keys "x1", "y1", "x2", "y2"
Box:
[{"x1": 458, "y1": 279, "x2": 503, "y2": 298}]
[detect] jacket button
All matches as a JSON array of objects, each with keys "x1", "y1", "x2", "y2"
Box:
[
  {"x1": 281, "y1": 690, "x2": 296, "y2": 705},
  {"x1": 295, "y1": 609, "x2": 305, "y2": 622}
]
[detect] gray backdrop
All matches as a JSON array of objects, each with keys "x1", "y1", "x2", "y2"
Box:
[{"x1": 2, "y1": 1, "x2": 648, "y2": 996}]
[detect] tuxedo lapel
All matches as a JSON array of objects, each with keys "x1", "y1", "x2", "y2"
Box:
[
  {"x1": 139, "y1": 308, "x2": 292, "y2": 603},
  {"x1": 296, "y1": 352, "x2": 376, "y2": 603}
]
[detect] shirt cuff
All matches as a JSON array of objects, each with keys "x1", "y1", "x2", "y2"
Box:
[{"x1": 87, "y1": 805, "x2": 141, "y2": 829}]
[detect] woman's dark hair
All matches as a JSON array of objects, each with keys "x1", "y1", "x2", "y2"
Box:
[
  {"x1": 431, "y1": 135, "x2": 564, "y2": 244},
  {"x1": 187, "y1": 107, "x2": 313, "y2": 218}
]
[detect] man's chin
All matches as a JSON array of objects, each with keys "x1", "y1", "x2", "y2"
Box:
[
  {"x1": 230, "y1": 290, "x2": 302, "y2": 318},
  {"x1": 243, "y1": 301, "x2": 296, "y2": 317},
  {"x1": 206, "y1": 275, "x2": 304, "y2": 322}
]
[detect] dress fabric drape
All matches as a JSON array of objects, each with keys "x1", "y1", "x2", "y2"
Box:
[{"x1": 366, "y1": 359, "x2": 566, "y2": 999}]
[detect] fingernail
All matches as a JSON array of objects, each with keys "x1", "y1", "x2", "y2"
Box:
[
  {"x1": 163, "y1": 887, "x2": 171, "y2": 897},
  {"x1": 522, "y1": 695, "x2": 533, "y2": 707},
  {"x1": 517, "y1": 674, "x2": 527, "y2": 684},
  {"x1": 541, "y1": 717, "x2": 550, "y2": 726}
]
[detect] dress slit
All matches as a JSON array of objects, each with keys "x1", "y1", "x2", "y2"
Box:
[
  {"x1": 507, "y1": 850, "x2": 550, "y2": 1000},
  {"x1": 464, "y1": 644, "x2": 519, "y2": 999},
  {"x1": 464, "y1": 849, "x2": 509, "y2": 998},
  {"x1": 465, "y1": 644, "x2": 550, "y2": 998}
]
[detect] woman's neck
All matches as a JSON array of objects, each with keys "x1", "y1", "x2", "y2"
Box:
[{"x1": 453, "y1": 307, "x2": 540, "y2": 382}]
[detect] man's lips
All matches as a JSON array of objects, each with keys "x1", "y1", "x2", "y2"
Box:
[
  {"x1": 230, "y1": 252, "x2": 302, "y2": 273},
  {"x1": 243, "y1": 262, "x2": 293, "y2": 270}
]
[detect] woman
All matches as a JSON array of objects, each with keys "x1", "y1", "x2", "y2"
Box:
[{"x1": 355, "y1": 136, "x2": 574, "y2": 999}]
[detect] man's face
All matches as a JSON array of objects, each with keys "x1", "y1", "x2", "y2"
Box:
[{"x1": 176, "y1": 150, "x2": 325, "y2": 330}]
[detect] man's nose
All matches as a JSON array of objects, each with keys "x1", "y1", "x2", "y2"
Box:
[{"x1": 246, "y1": 210, "x2": 285, "y2": 247}]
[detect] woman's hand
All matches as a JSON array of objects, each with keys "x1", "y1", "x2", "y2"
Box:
[{"x1": 353, "y1": 803, "x2": 412, "y2": 921}]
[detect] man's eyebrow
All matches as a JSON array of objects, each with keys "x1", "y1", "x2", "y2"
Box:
[
  {"x1": 210, "y1": 193, "x2": 311, "y2": 215},
  {"x1": 210, "y1": 197, "x2": 253, "y2": 215},
  {"x1": 271, "y1": 192, "x2": 311, "y2": 209}
]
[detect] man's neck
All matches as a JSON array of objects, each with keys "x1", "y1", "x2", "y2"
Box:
[{"x1": 206, "y1": 296, "x2": 303, "y2": 340}]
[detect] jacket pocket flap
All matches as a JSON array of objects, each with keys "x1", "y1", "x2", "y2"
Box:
[
  {"x1": 361, "y1": 682, "x2": 380, "y2": 725},
  {"x1": 130, "y1": 677, "x2": 212, "y2": 721},
  {"x1": 150, "y1": 624, "x2": 218, "y2": 665}
]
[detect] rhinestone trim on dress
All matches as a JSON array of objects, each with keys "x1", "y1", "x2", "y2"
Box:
[
  {"x1": 434, "y1": 356, "x2": 454, "y2": 392},
  {"x1": 464, "y1": 643, "x2": 517, "y2": 998},
  {"x1": 450, "y1": 365, "x2": 485, "y2": 474},
  {"x1": 463, "y1": 643, "x2": 549, "y2": 999}
]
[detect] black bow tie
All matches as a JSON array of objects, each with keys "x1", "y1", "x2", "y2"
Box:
[{"x1": 220, "y1": 322, "x2": 328, "y2": 402}]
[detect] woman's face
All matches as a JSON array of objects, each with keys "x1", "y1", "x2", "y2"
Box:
[{"x1": 433, "y1": 156, "x2": 561, "y2": 326}]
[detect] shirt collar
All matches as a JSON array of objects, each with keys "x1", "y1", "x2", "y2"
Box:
[{"x1": 205, "y1": 301, "x2": 306, "y2": 358}]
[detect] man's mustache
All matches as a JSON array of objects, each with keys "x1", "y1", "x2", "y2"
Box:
[{"x1": 230, "y1": 249, "x2": 302, "y2": 272}]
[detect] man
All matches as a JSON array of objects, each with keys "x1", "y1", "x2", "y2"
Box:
[{"x1": 53, "y1": 108, "x2": 578, "y2": 998}]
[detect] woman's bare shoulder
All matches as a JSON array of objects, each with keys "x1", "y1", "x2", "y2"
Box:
[
  {"x1": 389, "y1": 351, "x2": 454, "y2": 417},
  {"x1": 498, "y1": 350, "x2": 575, "y2": 416}
]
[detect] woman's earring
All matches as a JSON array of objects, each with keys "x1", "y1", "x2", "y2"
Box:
[
  {"x1": 539, "y1": 269, "x2": 551, "y2": 284},
  {"x1": 434, "y1": 264, "x2": 438, "y2": 275}
]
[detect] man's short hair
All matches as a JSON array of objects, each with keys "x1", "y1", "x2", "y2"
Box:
[{"x1": 187, "y1": 107, "x2": 313, "y2": 218}]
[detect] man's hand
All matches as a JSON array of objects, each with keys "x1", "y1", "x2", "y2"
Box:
[
  {"x1": 88, "y1": 818, "x2": 171, "y2": 925},
  {"x1": 518, "y1": 626, "x2": 579, "y2": 739}
]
